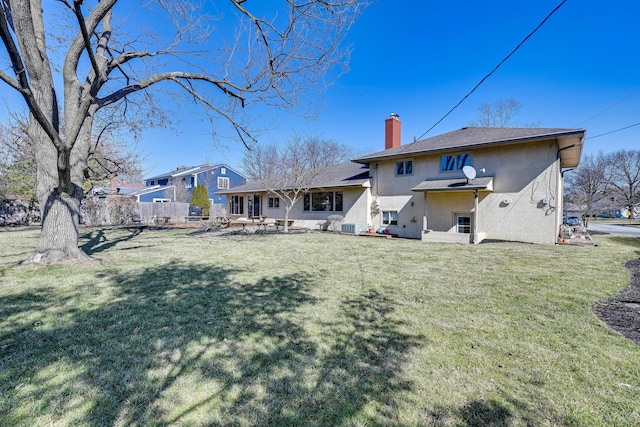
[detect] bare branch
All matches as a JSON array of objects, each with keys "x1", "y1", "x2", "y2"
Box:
[
  {"x1": 0, "y1": 5, "x2": 65, "y2": 151},
  {"x1": 72, "y1": 0, "x2": 102, "y2": 81},
  {"x1": 95, "y1": 71, "x2": 247, "y2": 107}
]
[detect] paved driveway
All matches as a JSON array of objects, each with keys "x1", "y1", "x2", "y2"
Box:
[{"x1": 588, "y1": 222, "x2": 640, "y2": 237}]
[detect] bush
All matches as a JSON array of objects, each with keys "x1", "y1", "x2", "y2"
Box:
[
  {"x1": 190, "y1": 184, "x2": 210, "y2": 217},
  {"x1": 327, "y1": 214, "x2": 343, "y2": 232}
]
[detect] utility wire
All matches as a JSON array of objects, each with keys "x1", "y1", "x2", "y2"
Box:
[
  {"x1": 416, "y1": 0, "x2": 567, "y2": 141},
  {"x1": 574, "y1": 88, "x2": 640, "y2": 126},
  {"x1": 585, "y1": 122, "x2": 640, "y2": 140}
]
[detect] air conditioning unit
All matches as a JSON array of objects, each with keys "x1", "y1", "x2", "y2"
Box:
[{"x1": 341, "y1": 223, "x2": 365, "y2": 234}]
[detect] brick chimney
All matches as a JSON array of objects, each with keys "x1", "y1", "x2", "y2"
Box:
[
  {"x1": 109, "y1": 173, "x2": 118, "y2": 197},
  {"x1": 385, "y1": 113, "x2": 401, "y2": 150}
]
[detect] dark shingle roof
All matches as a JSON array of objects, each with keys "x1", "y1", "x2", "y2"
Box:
[
  {"x1": 411, "y1": 176, "x2": 494, "y2": 192},
  {"x1": 353, "y1": 127, "x2": 585, "y2": 163},
  {"x1": 217, "y1": 163, "x2": 370, "y2": 194}
]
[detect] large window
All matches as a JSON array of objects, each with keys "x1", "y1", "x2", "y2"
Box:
[
  {"x1": 268, "y1": 196, "x2": 280, "y2": 208},
  {"x1": 396, "y1": 160, "x2": 413, "y2": 176},
  {"x1": 230, "y1": 195, "x2": 244, "y2": 215},
  {"x1": 382, "y1": 211, "x2": 398, "y2": 225},
  {"x1": 441, "y1": 153, "x2": 471, "y2": 172},
  {"x1": 217, "y1": 177, "x2": 230, "y2": 189},
  {"x1": 304, "y1": 191, "x2": 343, "y2": 212}
]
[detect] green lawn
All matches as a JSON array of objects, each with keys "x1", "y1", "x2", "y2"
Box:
[{"x1": 0, "y1": 227, "x2": 638, "y2": 426}]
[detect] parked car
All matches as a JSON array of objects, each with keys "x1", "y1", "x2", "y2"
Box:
[{"x1": 566, "y1": 216, "x2": 581, "y2": 226}]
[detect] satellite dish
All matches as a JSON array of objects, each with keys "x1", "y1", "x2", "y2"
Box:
[{"x1": 462, "y1": 165, "x2": 477, "y2": 181}]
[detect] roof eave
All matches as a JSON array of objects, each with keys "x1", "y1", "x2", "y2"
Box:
[{"x1": 353, "y1": 129, "x2": 587, "y2": 164}]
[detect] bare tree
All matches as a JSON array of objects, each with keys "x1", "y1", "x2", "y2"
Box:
[
  {"x1": 605, "y1": 149, "x2": 640, "y2": 218},
  {"x1": 471, "y1": 97, "x2": 538, "y2": 128},
  {"x1": 241, "y1": 135, "x2": 352, "y2": 232},
  {"x1": 0, "y1": 115, "x2": 36, "y2": 200},
  {"x1": 0, "y1": 1, "x2": 367, "y2": 263},
  {"x1": 564, "y1": 152, "x2": 608, "y2": 227},
  {"x1": 0, "y1": 114, "x2": 144, "y2": 200},
  {"x1": 173, "y1": 182, "x2": 192, "y2": 204}
]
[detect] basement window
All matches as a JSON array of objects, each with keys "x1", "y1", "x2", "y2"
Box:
[{"x1": 382, "y1": 211, "x2": 398, "y2": 226}]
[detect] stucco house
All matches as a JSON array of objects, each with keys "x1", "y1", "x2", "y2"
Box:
[
  {"x1": 220, "y1": 115, "x2": 585, "y2": 244},
  {"x1": 133, "y1": 164, "x2": 247, "y2": 205},
  {"x1": 217, "y1": 162, "x2": 371, "y2": 225}
]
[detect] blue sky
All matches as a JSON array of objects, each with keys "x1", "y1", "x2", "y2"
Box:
[
  {"x1": 141, "y1": 0, "x2": 639, "y2": 177},
  {"x1": 2, "y1": 1, "x2": 639, "y2": 178}
]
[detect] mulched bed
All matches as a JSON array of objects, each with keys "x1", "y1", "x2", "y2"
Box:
[
  {"x1": 188, "y1": 225, "x2": 311, "y2": 237},
  {"x1": 594, "y1": 257, "x2": 640, "y2": 345}
]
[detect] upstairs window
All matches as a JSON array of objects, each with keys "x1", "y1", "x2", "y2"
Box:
[
  {"x1": 396, "y1": 160, "x2": 413, "y2": 176},
  {"x1": 218, "y1": 177, "x2": 230, "y2": 189},
  {"x1": 221, "y1": 167, "x2": 227, "y2": 175},
  {"x1": 441, "y1": 153, "x2": 471, "y2": 172}
]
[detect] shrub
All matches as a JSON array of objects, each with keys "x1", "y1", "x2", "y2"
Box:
[
  {"x1": 190, "y1": 184, "x2": 210, "y2": 217},
  {"x1": 327, "y1": 214, "x2": 344, "y2": 232}
]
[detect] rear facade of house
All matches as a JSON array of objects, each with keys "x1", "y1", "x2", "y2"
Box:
[{"x1": 220, "y1": 115, "x2": 585, "y2": 244}]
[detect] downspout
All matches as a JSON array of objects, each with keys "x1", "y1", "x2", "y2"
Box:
[
  {"x1": 473, "y1": 189, "x2": 479, "y2": 244},
  {"x1": 556, "y1": 136, "x2": 584, "y2": 242},
  {"x1": 423, "y1": 192, "x2": 428, "y2": 233}
]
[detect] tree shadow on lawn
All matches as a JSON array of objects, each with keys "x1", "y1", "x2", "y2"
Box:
[
  {"x1": 1, "y1": 261, "x2": 424, "y2": 426},
  {"x1": 427, "y1": 386, "x2": 581, "y2": 426},
  {"x1": 80, "y1": 227, "x2": 145, "y2": 255}
]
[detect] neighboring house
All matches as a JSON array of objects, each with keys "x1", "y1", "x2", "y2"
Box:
[
  {"x1": 220, "y1": 115, "x2": 585, "y2": 244},
  {"x1": 86, "y1": 178, "x2": 145, "y2": 201},
  {"x1": 135, "y1": 164, "x2": 247, "y2": 204}
]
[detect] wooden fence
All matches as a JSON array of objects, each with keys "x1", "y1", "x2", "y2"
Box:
[
  {"x1": 136, "y1": 202, "x2": 226, "y2": 223},
  {"x1": 137, "y1": 202, "x2": 190, "y2": 223}
]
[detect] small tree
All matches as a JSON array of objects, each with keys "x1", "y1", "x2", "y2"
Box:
[
  {"x1": 470, "y1": 97, "x2": 539, "y2": 128},
  {"x1": 604, "y1": 149, "x2": 640, "y2": 218},
  {"x1": 190, "y1": 184, "x2": 210, "y2": 217},
  {"x1": 241, "y1": 135, "x2": 352, "y2": 232},
  {"x1": 564, "y1": 152, "x2": 608, "y2": 227},
  {"x1": 173, "y1": 182, "x2": 192, "y2": 204}
]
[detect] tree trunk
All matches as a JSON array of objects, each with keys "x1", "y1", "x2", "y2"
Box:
[
  {"x1": 26, "y1": 121, "x2": 89, "y2": 263},
  {"x1": 284, "y1": 206, "x2": 291, "y2": 233},
  {"x1": 28, "y1": 188, "x2": 88, "y2": 263}
]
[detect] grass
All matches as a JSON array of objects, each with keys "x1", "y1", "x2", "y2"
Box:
[{"x1": 0, "y1": 226, "x2": 639, "y2": 426}]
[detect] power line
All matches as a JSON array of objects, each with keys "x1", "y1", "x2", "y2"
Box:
[
  {"x1": 416, "y1": 0, "x2": 567, "y2": 141},
  {"x1": 574, "y1": 88, "x2": 640, "y2": 126},
  {"x1": 585, "y1": 122, "x2": 640, "y2": 140}
]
